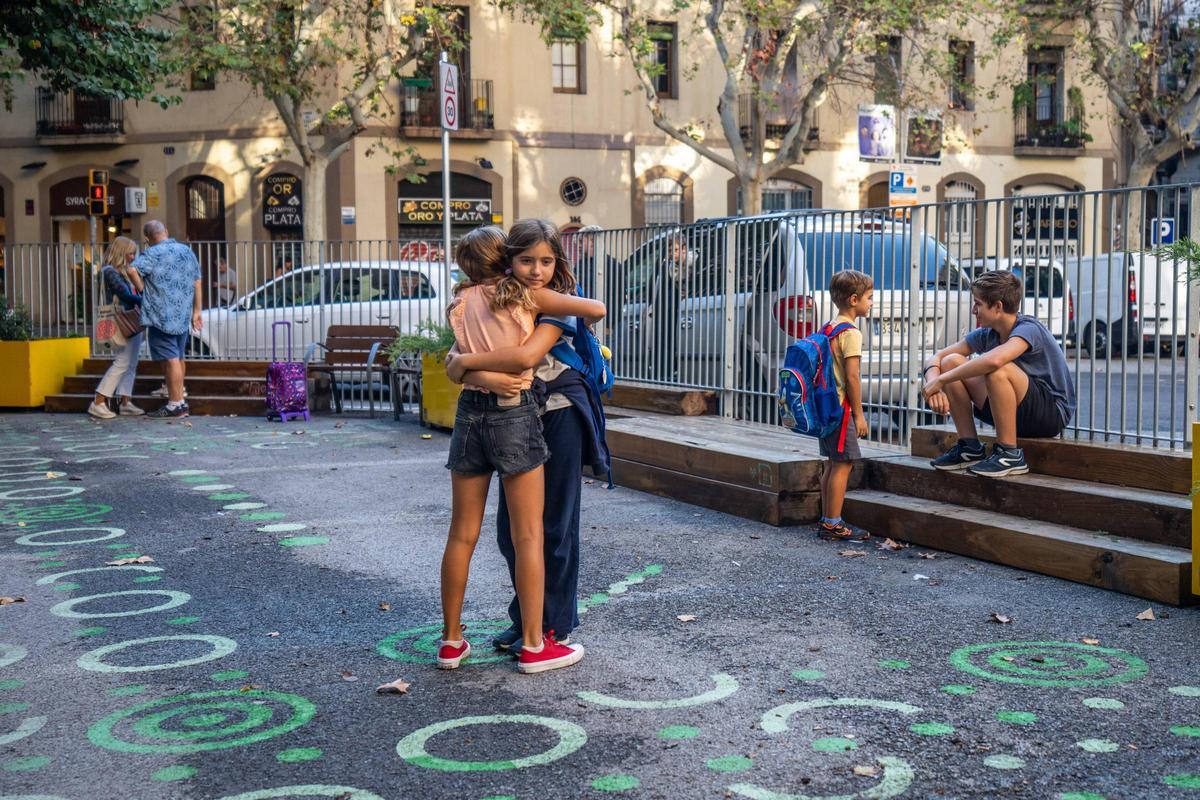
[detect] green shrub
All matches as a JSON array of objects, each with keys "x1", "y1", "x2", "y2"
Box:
[
  {"x1": 0, "y1": 297, "x2": 33, "y2": 341},
  {"x1": 385, "y1": 320, "x2": 456, "y2": 363}
]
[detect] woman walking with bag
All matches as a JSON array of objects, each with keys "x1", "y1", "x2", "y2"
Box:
[{"x1": 89, "y1": 237, "x2": 146, "y2": 420}]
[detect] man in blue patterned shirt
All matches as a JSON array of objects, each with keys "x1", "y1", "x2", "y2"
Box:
[{"x1": 129, "y1": 220, "x2": 202, "y2": 418}]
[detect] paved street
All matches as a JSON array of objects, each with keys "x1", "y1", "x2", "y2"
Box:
[{"x1": 0, "y1": 412, "x2": 1197, "y2": 800}]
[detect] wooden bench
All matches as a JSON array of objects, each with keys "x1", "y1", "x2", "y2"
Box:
[{"x1": 304, "y1": 325, "x2": 398, "y2": 417}]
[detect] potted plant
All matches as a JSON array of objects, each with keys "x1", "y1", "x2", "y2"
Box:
[
  {"x1": 0, "y1": 297, "x2": 91, "y2": 408},
  {"x1": 385, "y1": 321, "x2": 460, "y2": 429}
]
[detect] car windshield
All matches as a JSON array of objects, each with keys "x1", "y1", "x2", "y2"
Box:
[{"x1": 1010, "y1": 265, "x2": 1064, "y2": 298}]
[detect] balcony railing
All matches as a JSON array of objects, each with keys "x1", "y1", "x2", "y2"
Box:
[
  {"x1": 36, "y1": 88, "x2": 125, "y2": 137},
  {"x1": 1015, "y1": 105, "x2": 1087, "y2": 150},
  {"x1": 401, "y1": 78, "x2": 494, "y2": 132},
  {"x1": 738, "y1": 93, "x2": 819, "y2": 143}
]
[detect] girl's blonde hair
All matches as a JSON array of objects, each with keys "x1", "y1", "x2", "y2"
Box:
[
  {"x1": 491, "y1": 218, "x2": 577, "y2": 312},
  {"x1": 102, "y1": 236, "x2": 138, "y2": 272}
]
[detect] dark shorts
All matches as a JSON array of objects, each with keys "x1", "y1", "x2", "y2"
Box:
[
  {"x1": 819, "y1": 416, "x2": 861, "y2": 462},
  {"x1": 147, "y1": 327, "x2": 189, "y2": 361},
  {"x1": 445, "y1": 390, "x2": 550, "y2": 477},
  {"x1": 974, "y1": 373, "x2": 1064, "y2": 438}
]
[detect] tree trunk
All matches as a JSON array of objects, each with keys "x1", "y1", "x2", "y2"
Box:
[
  {"x1": 740, "y1": 173, "x2": 765, "y2": 216},
  {"x1": 1122, "y1": 157, "x2": 1159, "y2": 252},
  {"x1": 302, "y1": 154, "x2": 329, "y2": 245}
]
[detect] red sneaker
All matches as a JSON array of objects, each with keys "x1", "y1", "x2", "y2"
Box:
[
  {"x1": 517, "y1": 632, "x2": 584, "y2": 674},
  {"x1": 437, "y1": 638, "x2": 471, "y2": 669}
]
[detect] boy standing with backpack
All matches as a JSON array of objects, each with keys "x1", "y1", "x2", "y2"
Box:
[{"x1": 817, "y1": 270, "x2": 874, "y2": 540}]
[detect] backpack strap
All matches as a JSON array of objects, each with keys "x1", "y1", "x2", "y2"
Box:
[{"x1": 827, "y1": 321, "x2": 856, "y2": 452}]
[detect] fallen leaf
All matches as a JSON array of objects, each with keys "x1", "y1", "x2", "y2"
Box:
[
  {"x1": 824, "y1": 575, "x2": 840, "y2": 581},
  {"x1": 238, "y1": 683, "x2": 263, "y2": 692},
  {"x1": 378, "y1": 602, "x2": 391, "y2": 612},
  {"x1": 106, "y1": 556, "x2": 154, "y2": 566},
  {"x1": 750, "y1": 534, "x2": 761, "y2": 540},
  {"x1": 292, "y1": 430, "x2": 306, "y2": 435},
  {"x1": 334, "y1": 421, "x2": 346, "y2": 428},
  {"x1": 1136, "y1": 608, "x2": 1156, "y2": 621},
  {"x1": 878, "y1": 538, "x2": 906, "y2": 551},
  {"x1": 265, "y1": 631, "x2": 280, "y2": 637},
  {"x1": 1001, "y1": 656, "x2": 1015, "y2": 662},
  {"x1": 340, "y1": 670, "x2": 359, "y2": 682},
  {"x1": 0, "y1": 596, "x2": 26, "y2": 605},
  {"x1": 913, "y1": 574, "x2": 930, "y2": 581},
  {"x1": 852, "y1": 765, "x2": 879, "y2": 777},
  {"x1": 1082, "y1": 638, "x2": 1100, "y2": 645},
  {"x1": 584, "y1": 479, "x2": 595, "y2": 485},
  {"x1": 917, "y1": 552, "x2": 938, "y2": 559},
  {"x1": 838, "y1": 550, "x2": 866, "y2": 558},
  {"x1": 676, "y1": 614, "x2": 697, "y2": 622},
  {"x1": 990, "y1": 612, "x2": 1013, "y2": 624},
  {"x1": 420, "y1": 434, "x2": 433, "y2": 440},
  {"x1": 376, "y1": 678, "x2": 411, "y2": 694},
  {"x1": 181, "y1": 421, "x2": 193, "y2": 428}
]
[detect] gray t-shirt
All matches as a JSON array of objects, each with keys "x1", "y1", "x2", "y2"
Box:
[{"x1": 965, "y1": 315, "x2": 1076, "y2": 428}]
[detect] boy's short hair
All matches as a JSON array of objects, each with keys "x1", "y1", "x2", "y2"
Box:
[
  {"x1": 829, "y1": 270, "x2": 874, "y2": 309},
  {"x1": 971, "y1": 270, "x2": 1023, "y2": 314}
]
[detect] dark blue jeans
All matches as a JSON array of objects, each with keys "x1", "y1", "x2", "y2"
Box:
[{"x1": 496, "y1": 404, "x2": 583, "y2": 637}]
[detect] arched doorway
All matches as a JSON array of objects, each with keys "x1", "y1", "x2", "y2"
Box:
[
  {"x1": 396, "y1": 171, "x2": 493, "y2": 245},
  {"x1": 184, "y1": 176, "x2": 227, "y2": 290},
  {"x1": 865, "y1": 180, "x2": 888, "y2": 210},
  {"x1": 943, "y1": 179, "x2": 978, "y2": 258}
]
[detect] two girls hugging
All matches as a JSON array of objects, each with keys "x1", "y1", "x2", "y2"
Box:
[{"x1": 438, "y1": 218, "x2": 609, "y2": 674}]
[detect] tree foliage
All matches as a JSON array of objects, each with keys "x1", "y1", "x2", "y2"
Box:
[{"x1": 0, "y1": 0, "x2": 177, "y2": 110}]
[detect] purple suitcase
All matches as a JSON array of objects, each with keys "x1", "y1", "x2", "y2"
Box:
[{"x1": 266, "y1": 321, "x2": 310, "y2": 422}]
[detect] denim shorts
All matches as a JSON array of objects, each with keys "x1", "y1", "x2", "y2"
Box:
[
  {"x1": 147, "y1": 327, "x2": 189, "y2": 361},
  {"x1": 445, "y1": 390, "x2": 549, "y2": 477}
]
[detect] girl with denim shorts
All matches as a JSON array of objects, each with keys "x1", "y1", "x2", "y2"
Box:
[{"x1": 438, "y1": 223, "x2": 605, "y2": 675}]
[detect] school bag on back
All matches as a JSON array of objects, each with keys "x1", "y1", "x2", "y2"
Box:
[
  {"x1": 777, "y1": 321, "x2": 855, "y2": 449},
  {"x1": 549, "y1": 305, "x2": 614, "y2": 398}
]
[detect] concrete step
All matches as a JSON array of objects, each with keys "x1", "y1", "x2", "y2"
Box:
[
  {"x1": 868, "y1": 455, "x2": 1191, "y2": 549},
  {"x1": 843, "y1": 489, "x2": 1195, "y2": 606},
  {"x1": 910, "y1": 425, "x2": 1191, "y2": 495}
]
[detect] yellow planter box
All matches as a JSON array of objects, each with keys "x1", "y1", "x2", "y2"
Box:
[
  {"x1": 0, "y1": 337, "x2": 90, "y2": 407},
  {"x1": 1193, "y1": 422, "x2": 1199, "y2": 596},
  {"x1": 420, "y1": 351, "x2": 462, "y2": 430}
]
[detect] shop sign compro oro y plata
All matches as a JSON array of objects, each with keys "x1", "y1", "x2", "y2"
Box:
[
  {"x1": 398, "y1": 198, "x2": 491, "y2": 225},
  {"x1": 263, "y1": 174, "x2": 303, "y2": 229}
]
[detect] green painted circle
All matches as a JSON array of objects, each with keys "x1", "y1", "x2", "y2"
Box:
[
  {"x1": 377, "y1": 621, "x2": 509, "y2": 665},
  {"x1": 657, "y1": 725, "x2": 699, "y2": 740},
  {"x1": 212, "y1": 786, "x2": 385, "y2": 800},
  {"x1": 878, "y1": 660, "x2": 910, "y2": 670},
  {"x1": 279, "y1": 536, "x2": 328, "y2": 547},
  {"x1": 910, "y1": 722, "x2": 955, "y2": 736},
  {"x1": 180, "y1": 475, "x2": 219, "y2": 484},
  {"x1": 1058, "y1": 793, "x2": 1106, "y2": 800},
  {"x1": 1169, "y1": 686, "x2": 1200, "y2": 697},
  {"x1": 1169, "y1": 725, "x2": 1200, "y2": 737},
  {"x1": 241, "y1": 512, "x2": 285, "y2": 521},
  {"x1": 1076, "y1": 739, "x2": 1119, "y2": 753},
  {"x1": 152, "y1": 765, "x2": 197, "y2": 782},
  {"x1": 0, "y1": 643, "x2": 28, "y2": 668},
  {"x1": 592, "y1": 775, "x2": 640, "y2": 792},
  {"x1": 168, "y1": 616, "x2": 201, "y2": 625},
  {"x1": 276, "y1": 747, "x2": 323, "y2": 763},
  {"x1": 396, "y1": 714, "x2": 587, "y2": 771},
  {"x1": 1164, "y1": 775, "x2": 1200, "y2": 789},
  {"x1": 88, "y1": 690, "x2": 315, "y2": 754},
  {"x1": 168, "y1": 470, "x2": 208, "y2": 476},
  {"x1": 0, "y1": 703, "x2": 30, "y2": 714},
  {"x1": 224, "y1": 503, "x2": 267, "y2": 511},
  {"x1": 183, "y1": 713, "x2": 229, "y2": 727},
  {"x1": 52, "y1": 590, "x2": 191, "y2": 620},
  {"x1": 15, "y1": 526, "x2": 123, "y2": 546},
  {"x1": 133, "y1": 576, "x2": 162, "y2": 583},
  {"x1": 949, "y1": 642, "x2": 1148, "y2": 687},
  {"x1": 707, "y1": 755, "x2": 753, "y2": 772},
  {"x1": 1082, "y1": 697, "x2": 1125, "y2": 710},
  {"x1": 73, "y1": 627, "x2": 107, "y2": 637},
  {"x1": 37, "y1": 561, "x2": 67, "y2": 568},
  {"x1": 77, "y1": 635, "x2": 236, "y2": 673},
  {"x1": 983, "y1": 754, "x2": 1025, "y2": 770},
  {"x1": 211, "y1": 670, "x2": 250, "y2": 682},
  {"x1": 208, "y1": 493, "x2": 251, "y2": 501},
  {"x1": 0, "y1": 485, "x2": 84, "y2": 501},
  {"x1": 996, "y1": 711, "x2": 1038, "y2": 725},
  {"x1": 941, "y1": 685, "x2": 975, "y2": 695},
  {"x1": 811, "y1": 737, "x2": 857, "y2": 752},
  {"x1": 0, "y1": 679, "x2": 24, "y2": 691},
  {"x1": 107, "y1": 543, "x2": 134, "y2": 550},
  {"x1": 790, "y1": 669, "x2": 825, "y2": 681},
  {"x1": 261, "y1": 523, "x2": 307, "y2": 533},
  {"x1": 1, "y1": 756, "x2": 51, "y2": 772}
]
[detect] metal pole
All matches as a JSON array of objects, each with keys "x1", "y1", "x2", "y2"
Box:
[{"x1": 440, "y1": 50, "x2": 453, "y2": 302}]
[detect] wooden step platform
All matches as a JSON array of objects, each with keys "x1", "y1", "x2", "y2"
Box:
[
  {"x1": 607, "y1": 415, "x2": 899, "y2": 526},
  {"x1": 910, "y1": 425, "x2": 1191, "y2": 494},
  {"x1": 63, "y1": 374, "x2": 267, "y2": 397},
  {"x1": 44, "y1": 393, "x2": 267, "y2": 416},
  {"x1": 81, "y1": 358, "x2": 271, "y2": 378},
  {"x1": 606, "y1": 382, "x2": 717, "y2": 416},
  {"x1": 844, "y1": 490, "x2": 1194, "y2": 606},
  {"x1": 868, "y1": 455, "x2": 1191, "y2": 549}
]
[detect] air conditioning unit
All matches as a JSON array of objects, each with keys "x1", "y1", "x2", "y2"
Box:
[{"x1": 125, "y1": 187, "x2": 147, "y2": 214}]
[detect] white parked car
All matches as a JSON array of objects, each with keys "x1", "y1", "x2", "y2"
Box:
[{"x1": 191, "y1": 260, "x2": 454, "y2": 360}]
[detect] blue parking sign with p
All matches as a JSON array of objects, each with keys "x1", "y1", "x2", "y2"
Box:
[
  {"x1": 1152, "y1": 217, "x2": 1175, "y2": 245},
  {"x1": 890, "y1": 171, "x2": 905, "y2": 190}
]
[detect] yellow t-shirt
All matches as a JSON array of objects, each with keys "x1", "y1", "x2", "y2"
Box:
[{"x1": 828, "y1": 314, "x2": 863, "y2": 405}]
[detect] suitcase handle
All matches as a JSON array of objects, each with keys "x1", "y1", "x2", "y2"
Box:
[{"x1": 272, "y1": 321, "x2": 292, "y2": 362}]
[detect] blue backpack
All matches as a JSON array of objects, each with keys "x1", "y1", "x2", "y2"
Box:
[
  {"x1": 777, "y1": 321, "x2": 855, "y2": 451},
  {"x1": 550, "y1": 318, "x2": 614, "y2": 399}
]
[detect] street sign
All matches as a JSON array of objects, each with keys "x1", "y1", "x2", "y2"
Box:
[
  {"x1": 888, "y1": 165, "x2": 918, "y2": 213},
  {"x1": 125, "y1": 187, "x2": 147, "y2": 214},
  {"x1": 1151, "y1": 217, "x2": 1176, "y2": 245},
  {"x1": 439, "y1": 61, "x2": 459, "y2": 131}
]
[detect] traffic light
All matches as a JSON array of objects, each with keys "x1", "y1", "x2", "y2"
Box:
[{"x1": 87, "y1": 169, "x2": 109, "y2": 216}]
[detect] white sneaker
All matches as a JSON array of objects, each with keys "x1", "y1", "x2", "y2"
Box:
[
  {"x1": 119, "y1": 402, "x2": 145, "y2": 416},
  {"x1": 151, "y1": 385, "x2": 187, "y2": 398},
  {"x1": 88, "y1": 402, "x2": 117, "y2": 420}
]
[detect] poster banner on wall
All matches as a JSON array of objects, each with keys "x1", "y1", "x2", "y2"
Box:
[
  {"x1": 904, "y1": 109, "x2": 944, "y2": 164},
  {"x1": 857, "y1": 104, "x2": 896, "y2": 162}
]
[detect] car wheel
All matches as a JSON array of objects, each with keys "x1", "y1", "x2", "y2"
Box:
[{"x1": 1084, "y1": 322, "x2": 1107, "y2": 358}]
